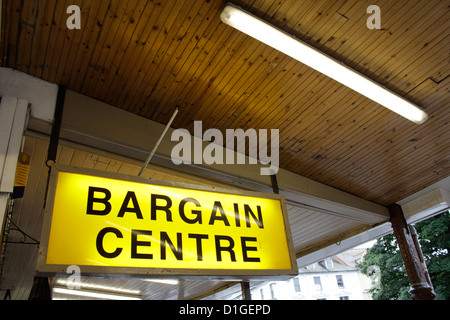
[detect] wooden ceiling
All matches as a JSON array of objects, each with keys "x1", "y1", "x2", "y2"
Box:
[{"x1": 1, "y1": 0, "x2": 449, "y2": 206}]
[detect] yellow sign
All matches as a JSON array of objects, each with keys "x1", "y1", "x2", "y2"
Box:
[{"x1": 38, "y1": 165, "x2": 297, "y2": 278}]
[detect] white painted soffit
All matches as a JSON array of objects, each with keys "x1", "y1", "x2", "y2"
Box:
[
  {"x1": 0, "y1": 68, "x2": 57, "y2": 122},
  {"x1": 402, "y1": 187, "x2": 450, "y2": 224}
]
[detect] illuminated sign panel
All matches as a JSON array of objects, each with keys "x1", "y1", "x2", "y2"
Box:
[{"x1": 38, "y1": 165, "x2": 297, "y2": 278}]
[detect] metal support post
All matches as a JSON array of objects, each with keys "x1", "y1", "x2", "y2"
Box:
[
  {"x1": 241, "y1": 281, "x2": 251, "y2": 300},
  {"x1": 28, "y1": 276, "x2": 51, "y2": 300}
]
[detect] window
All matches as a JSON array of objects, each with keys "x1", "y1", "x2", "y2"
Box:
[
  {"x1": 270, "y1": 283, "x2": 276, "y2": 299},
  {"x1": 339, "y1": 296, "x2": 349, "y2": 300},
  {"x1": 260, "y1": 288, "x2": 264, "y2": 300},
  {"x1": 293, "y1": 277, "x2": 301, "y2": 292},
  {"x1": 336, "y1": 275, "x2": 345, "y2": 289},
  {"x1": 325, "y1": 258, "x2": 334, "y2": 269},
  {"x1": 313, "y1": 276, "x2": 322, "y2": 291}
]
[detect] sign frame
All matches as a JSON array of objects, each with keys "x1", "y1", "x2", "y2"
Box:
[{"x1": 37, "y1": 164, "x2": 298, "y2": 280}]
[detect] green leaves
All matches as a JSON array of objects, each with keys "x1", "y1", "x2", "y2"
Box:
[{"x1": 357, "y1": 211, "x2": 450, "y2": 300}]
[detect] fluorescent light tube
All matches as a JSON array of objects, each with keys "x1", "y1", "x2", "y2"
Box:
[
  {"x1": 220, "y1": 3, "x2": 428, "y2": 124},
  {"x1": 53, "y1": 287, "x2": 142, "y2": 300},
  {"x1": 143, "y1": 278, "x2": 179, "y2": 285}
]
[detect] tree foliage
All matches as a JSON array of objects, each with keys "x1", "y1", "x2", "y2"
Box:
[{"x1": 358, "y1": 211, "x2": 450, "y2": 300}]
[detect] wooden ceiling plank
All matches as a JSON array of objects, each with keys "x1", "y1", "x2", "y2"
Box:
[
  {"x1": 51, "y1": 0, "x2": 83, "y2": 86},
  {"x1": 16, "y1": 0, "x2": 40, "y2": 74},
  {"x1": 192, "y1": 42, "x2": 276, "y2": 128},
  {"x1": 364, "y1": 1, "x2": 446, "y2": 86},
  {"x1": 97, "y1": 0, "x2": 159, "y2": 103},
  {"x1": 199, "y1": 1, "x2": 318, "y2": 130},
  {"x1": 319, "y1": 128, "x2": 449, "y2": 203},
  {"x1": 286, "y1": 0, "x2": 347, "y2": 45},
  {"x1": 157, "y1": 4, "x2": 269, "y2": 124},
  {"x1": 68, "y1": 149, "x2": 88, "y2": 167},
  {"x1": 168, "y1": 30, "x2": 246, "y2": 125},
  {"x1": 201, "y1": 0, "x2": 332, "y2": 131},
  {"x1": 298, "y1": 83, "x2": 444, "y2": 170},
  {"x1": 247, "y1": 77, "x2": 340, "y2": 155},
  {"x1": 120, "y1": 0, "x2": 192, "y2": 114},
  {"x1": 322, "y1": 103, "x2": 449, "y2": 186},
  {"x1": 40, "y1": 0, "x2": 70, "y2": 81},
  {"x1": 153, "y1": 2, "x2": 227, "y2": 122},
  {"x1": 297, "y1": 115, "x2": 412, "y2": 185},
  {"x1": 348, "y1": 122, "x2": 450, "y2": 194},
  {"x1": 391, "y1": 42, "x2": 449, "y2": 97},
  {"x1": 215, "y1": 51, "x2": 296, "y2": 131},
  {"x1": 334, "y1": 0, "x2": 415, "y2": 82},
  {"x1": 325, "y1": 132, "x2": 449, "y2": 200},
  {"x1": 222, "y1": 54, "x2": 315, "y2": 132},
  {"x1": 282, "y1": 73, "x2": 442, "y2": 172},
  {"x1": 97, "y1": 1, "x2": 163, "y2": 109},
  {"x1": 56, "y1": 0, "x2": 109, "y2": 87},
  {"x1": 166, "y1": 0, "x2": 273, "y2": 125},
  {"x1": 282, "y1": 107, "x2": 396, "y2": 184},
  {"x1": 47, "y1": 0, "x2": 83, "y2": 84},
  {"x1": 85, "y1": 0, "x2": 135, "y2": 97},
  {"x1": 256, "y1": 71, "x2": 355, "y2": 134},
  {"x1": 0, "y1": 0, "x2": 11, "y2": 66},
  {"x1": 236, "y1": 4, "x2": 398, "y2": 142},
  {"x1": 116, "y1": 162, "x2": 135, "y2": 175},
  {"x1": 369, "y1": 159, "x2": 449, "y2": 204},
  {"x1": 318, "y1": 0, "x2": 375, "y2": 58},
  {"x1": 168, "y1": 34, "x2": 261, "y2": 125},
  {"x1": 122, "y1": 0, "x2": 187, "y2": 114},
  {"x1": 88, "y1": 0, "x2": 144, "y2": 97},
  {"x1": 4, "y1": 0, "x2": 24, "y2": 69},
  {"x1": 79, "y1": 0, "x2": 123, "y2": 93},
  {"x1": 126, "y1": 0, "x2": 201, "y2": 115},
  {"x1": 223, "y1": 59, "x2": 329, "y2": 135},
  {"x1": 145, "y1": 5, "x2": 230, "y2": 121},
  {"x1": 281, "y1": 93, "x2": 387, "y2": 168},
  {"x1": 300, "y1": 0, "x2": 362, "y2": 54},
  {"x1": 147, "y1": 0, "x2": 218, "y2": 122},
  {"x1": 57, "y1": 0, "x2": 95, "y2": 87},
  {"x1": 65, "y1": 0, "x2": 104, "y2": 90},
  {"x1": 251, "y1": 73, "x2": 364, "y2": 157},
  {"x1": 334, "y1": 139, "x2": 448, "y2": 201},
  {"x1": 372, "y1": 158, "x2": 449, "y2": 204}
]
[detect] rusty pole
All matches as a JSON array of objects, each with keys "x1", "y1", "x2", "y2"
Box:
[{"x1": 389, "y1": 204, "x2": 436, "y2": 300}]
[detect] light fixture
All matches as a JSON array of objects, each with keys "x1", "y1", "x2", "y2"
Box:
[
  {"x1": 53, "y1": 278, "x2": 142, "y2": 296},
  {"x1": 52, "y1": 287, "x2": 142, "y2": 300},
  {"x1": 143, "y1": 278, "x2": 179, "y2": 285},
  {"x1": 220, "y1": 3, "x2": 428, "y2": 124}
]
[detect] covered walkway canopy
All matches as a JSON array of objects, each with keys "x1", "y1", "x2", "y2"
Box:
[{"x1": 0, "y1": 0, "x2": 448, "y2": 300}]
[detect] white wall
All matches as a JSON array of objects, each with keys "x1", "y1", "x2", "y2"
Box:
[{"x1": 252, "y1": 271, "x2": 368, "y2": 300}]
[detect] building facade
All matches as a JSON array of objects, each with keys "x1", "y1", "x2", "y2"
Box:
[{"x1": 251, "y1": 256, "x2": 372, "y2": 300}]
